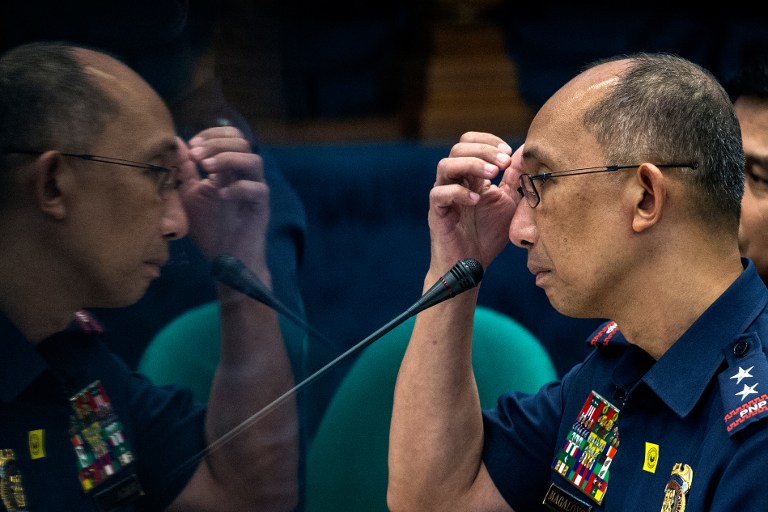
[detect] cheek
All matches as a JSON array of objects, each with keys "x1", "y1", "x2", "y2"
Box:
[
  {"x1": 94, "y1": 196, "x2": 167, "y2": 262},
  {"x1": 551, "y1": 201, "x2": 622, "y2": 271},
  {"x1": 740, "y1": 193, "x2": 764, "y2": 240},
  {"x1": 537, "y1": 206, "x2": 589, "y2": 269},
  {"x1": 549, "y1": 188, "x2": 603, "y2": 239}
]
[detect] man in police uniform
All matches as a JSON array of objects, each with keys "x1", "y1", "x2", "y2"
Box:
[
  {"x1": 388, "y1": 53, "x2": 767, "y2": 511},
  {"x1": 728, "y1": 50, "x2": 768, "y2": 285},
  {"x1": 0, "y1": 43, "x2": 298, "y2": 510}
]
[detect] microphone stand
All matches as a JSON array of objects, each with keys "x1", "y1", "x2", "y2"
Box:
[
  {"x1": 192, "y1": 306, "x2": 418, "y2": 466},
  {"x1": 168, "y1": 258, "x2": 483, "y2": 480}
]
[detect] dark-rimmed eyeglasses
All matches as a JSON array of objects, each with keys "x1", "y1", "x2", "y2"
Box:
[
  {"x1": 3, "y1": 150, "x2": 180, "y2": 198},
  {"x1": 518, "y1": 162, "x2": 699, "y2": 208}
]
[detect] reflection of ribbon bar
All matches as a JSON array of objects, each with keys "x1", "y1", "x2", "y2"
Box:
[
  {"x1": 0, "y1": 449, "x2": 29, "y2": 512},
  {"x1": 69, "y1": 381, "x2": 135, "y2": 492}
]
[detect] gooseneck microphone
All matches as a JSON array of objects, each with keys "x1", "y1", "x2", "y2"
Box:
[
  {"x1": 212, "y1": 254, "x2": 333, "y2": 348},
  {"x1": 405, "y1": 258, "x2": 484, "y2": 317},
  {"x1": 186, "y1": 255, "x2": 484, "y2": 470}
]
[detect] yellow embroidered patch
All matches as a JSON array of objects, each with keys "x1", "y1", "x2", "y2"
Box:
[
  {"x1": 643, "y1": 442, "x2": 659, "y2": 473},
  {"x1": 28, "y1": 429, "x2": 45, "y2": 460}
]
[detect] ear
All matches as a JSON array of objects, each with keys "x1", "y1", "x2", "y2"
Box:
[
  {"x1": 631, "y1": 163, "x2": 666, "y2": 233},
  {"x1": 32, "y1": 151, "x2": 68, "y2": 220}
]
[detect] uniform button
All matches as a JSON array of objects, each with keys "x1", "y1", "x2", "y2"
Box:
[{"x1": 733, "y1": 340, "x2": 750, "y2": 357}]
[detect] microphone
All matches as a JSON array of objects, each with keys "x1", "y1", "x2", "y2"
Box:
[
  {"x1": 191, "y1": 257, "x2": 484, "y2": 458},
  {"x1": 211, "y1": 253, "x2": 332, "y2": 347},
  {"x1": 212, "y1": 254, "x2": 483, "y2": 350},
  {"x1": 405, "y1": 258, "x2": 484, "y2": 317}
]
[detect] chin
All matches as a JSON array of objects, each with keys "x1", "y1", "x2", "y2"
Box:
[
  {"x1": 548, "y1": 294, "x2": 593, "y2": 320},
  {"x1": 96, "y1": 283, "x2": 150, "y2": 309},
  {"x1": 122, "y1": 288, "x2": 149, "y2": 307}
]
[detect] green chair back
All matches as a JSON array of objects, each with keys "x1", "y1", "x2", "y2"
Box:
[
  {"x1": 138, "y1": 301, "x2": 307, "y2": 403},
  {"x1": 304, "y1": 305, "x2": 557, "y2": 511}
]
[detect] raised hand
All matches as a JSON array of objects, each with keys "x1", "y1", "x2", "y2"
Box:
[
  {"x1": 176, "y1": 127, "x2": 270, "y2": 268},
  {"x1": 428, "y1": 131, "x2": 521, "y2": 272}
]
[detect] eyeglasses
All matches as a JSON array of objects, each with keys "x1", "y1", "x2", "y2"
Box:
[
  {"x1": 3, "y1": 150, "x2": 180, "y2": 198},
  {"x1": 518, "y1": 162, "x2": 698, "y2": 208}
]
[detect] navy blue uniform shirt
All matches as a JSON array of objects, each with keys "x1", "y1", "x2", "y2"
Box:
[
  {"x1": 482, "y1": 259, "x2": 768, "y2": 511},
  {"x1": 0, "y1": 311, "x2": 205, "y2": 511}
]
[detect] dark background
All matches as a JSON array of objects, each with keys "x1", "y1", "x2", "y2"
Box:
[{"x1": 4, "y1": 0, "x2": 768, "y2": 438}]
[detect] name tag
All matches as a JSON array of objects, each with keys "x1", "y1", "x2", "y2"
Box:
[
  {"x1": 542, "y1": 483, "x2": 592, "y2": 512},
  {"x1": 93, "y1": 474, "x2": 144, "y2": 512}
]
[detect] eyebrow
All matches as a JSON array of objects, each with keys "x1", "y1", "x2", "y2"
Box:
[
  {"x1": 521, "y1": 146, "x2": 553, "y2": 173},
  {"x1": 142, "y1": 139, "x2": 179, "y2": 162},
  {"x1": 158, "y1": 139, "x2": 179, "y2": 154},
  {"x1": 521, "y1": 146, "x2": 539, "y2": 162},
  {"x1": 746, "y1": 153, "x2": 768, "y2": 171},
  {"x1": 522, "y1": 146, "x2": 542, "y2": 161}
]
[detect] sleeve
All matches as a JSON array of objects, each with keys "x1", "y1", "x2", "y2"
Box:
[
  {"x1": 709, "y1": 426, "x2": 768, "y2": 510},
  {"x1": 481, "y1": 378, "x2": 566, "y2": 510},
  {"x1": 127, "y1": 371, "x2": 207, "y2": 511}
]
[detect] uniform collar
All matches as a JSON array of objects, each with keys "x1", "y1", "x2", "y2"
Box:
[
  {"x1": 643, "y1": 258, "x2": 768, "y2": 417},
  {"x1": 0, "y1": 309, "x2": 105, "y2": 402}
]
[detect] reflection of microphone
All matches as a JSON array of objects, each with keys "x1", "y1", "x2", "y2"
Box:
[
  {"x1": 191, "y1": 257, "x2": 484, "y2": 462},
  {"x1": 212, "y1": 254, "x2": 332, "y2": 347}
]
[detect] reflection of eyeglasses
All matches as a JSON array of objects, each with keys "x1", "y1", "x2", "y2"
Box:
[
  {"x1": 4, "y1": 150, "x2": 180, "y2": 198},
  {"x1": 518, "y1": 162, "x2": 699, "y2": 208}
]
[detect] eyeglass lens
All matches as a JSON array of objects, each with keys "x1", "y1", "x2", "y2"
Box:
[{"x1": 519, "y1": 175, "x2": 539, "y2": 208}]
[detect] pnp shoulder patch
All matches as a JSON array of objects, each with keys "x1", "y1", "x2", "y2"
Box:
[{"x1": 719, "y1": 333, "x2": 768, "y2": 436}]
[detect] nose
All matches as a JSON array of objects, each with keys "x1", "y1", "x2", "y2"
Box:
[
  {"x1": 161, "y1": 191, "x2": 189, "y2": 240},
  {"x1": 509, "y1": 200, "x2": 536, "y2": 249}
]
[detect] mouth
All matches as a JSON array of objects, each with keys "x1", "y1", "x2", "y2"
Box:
[
  {"x1": 143, "y1": 258, "x2": 167, "y2": 278},
  {"x1": 144, "y1": 262, "x2": 162, "y2": 279},
  {"x1": 528, "y1": 263, "x2": 550, "y2": 286}
]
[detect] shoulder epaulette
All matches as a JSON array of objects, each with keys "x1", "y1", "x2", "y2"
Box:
[{"x1": 719, "y1": 333, "x2": 768, "y2": 436}]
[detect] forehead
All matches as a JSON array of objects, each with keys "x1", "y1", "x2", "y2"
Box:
[
  {"x1": 77, "y1": 49, "x2": 177, "y2": 158},
  {"x1": 523, "y1": 61, "x2": 627, "y2": 169}
]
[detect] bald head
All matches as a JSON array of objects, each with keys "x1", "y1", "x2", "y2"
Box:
[
  {"x1": 0, "y1": 42, "x2": 175, "y2": 155},
  {"x1": 552, "y1": 58, "x2": 631, "y2": 111},
  {"x1": 67, "y1": 46, "x2": 177, "y2": 156},
  {"x1": 73, "y1": 46, "x2": 159, "y2": 106},
  {"x1": 0, "y1": 43, "x2": 120, "y2": 158},
  {"x1": 527, "y1": 52, "x2": 745, "y2": 233},
  {"x1": 525, "y1": 59, "x2": 633, "y2": 169}
]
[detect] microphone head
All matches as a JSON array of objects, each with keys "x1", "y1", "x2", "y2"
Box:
[
  {"x1": 212, "y1": 253, "x2": 239, "y2": 277},
  {"x1": 406, "y1": 258, "x2": 485, "y2": 317},
  {"x1": 211, "y1": 253, "x2": 271, "y2": 298},
  {"x1": 449, "y1": 258, "x2": 484, "y2": 294},
  {"x1": 457, "y1": 258, "x2": 484, "y2": 289}
]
